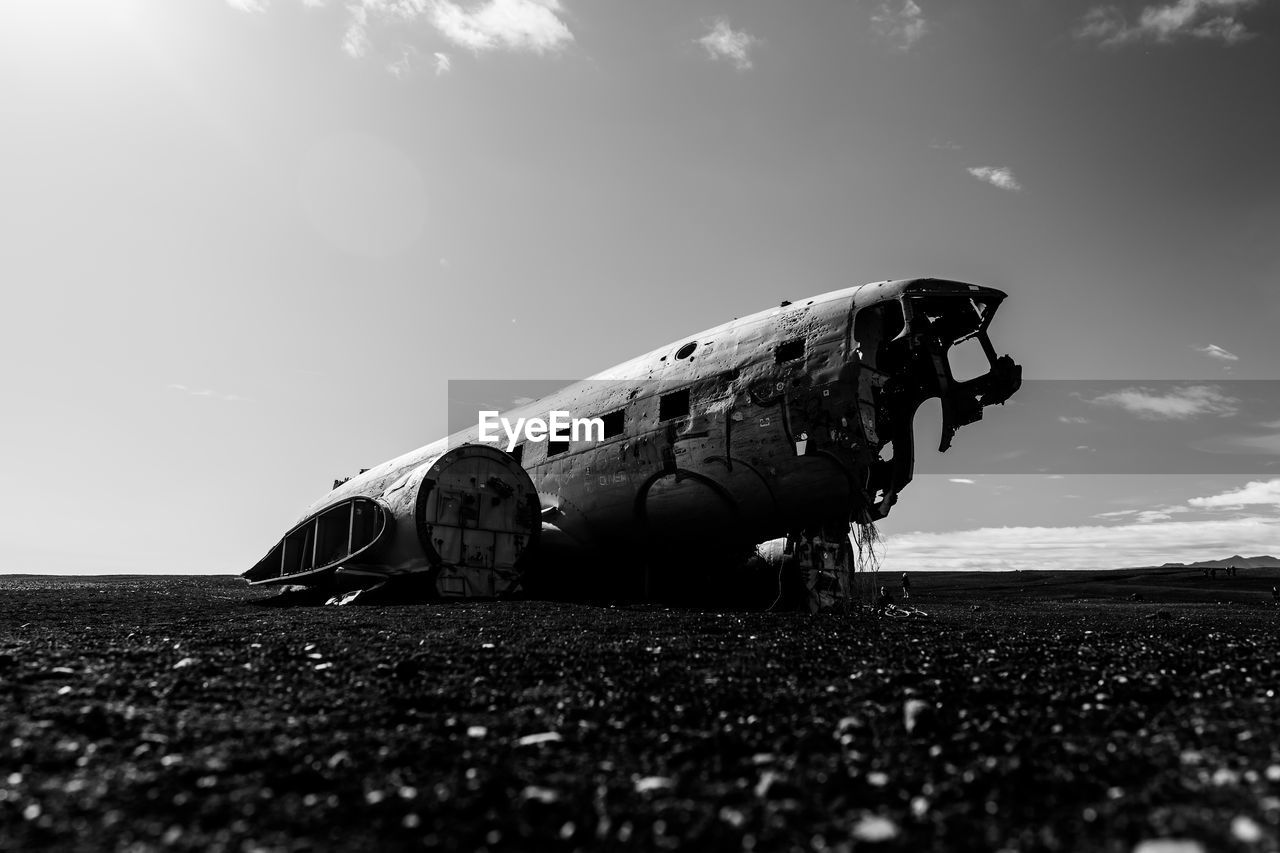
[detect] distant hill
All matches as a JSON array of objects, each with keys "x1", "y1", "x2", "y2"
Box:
[
  {"x1": 1155, "y1": 555, "x2": 1280, "y2": 570},
  {"x1": 918, "y1": 566, "x2": 1280, "y2": 604}
]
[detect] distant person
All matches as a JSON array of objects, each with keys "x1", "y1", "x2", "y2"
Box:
[
  {"x1": 1211, "y1": 567, "x2": 1218, "y2": 579},
  {"x1": 1272, "y1": 585, "x2": 1278, "y2": 604},
  {"x1": 876, "y1": 585, "x2": 895, "y2": 614},
  {"x1": 901, "y1": 572, "x2": 912, "y2": 600}
]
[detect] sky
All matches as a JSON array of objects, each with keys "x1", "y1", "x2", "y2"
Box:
[{"x1": 1, "y1": 0, "x2": 1278, "y2": 574}]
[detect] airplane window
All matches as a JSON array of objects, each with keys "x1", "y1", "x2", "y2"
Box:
[
  {"x1": 547, "y1": 437, "x2": 570, "y2": 456},
  {"x1": 855, "y1": 302, "x2": 905, "y2": 344},
  {"x1": 776, "y1": 339, "x2": 805, "y2": 363},
  {"x1": 659, "y1": 389, "x2": 690, "y2": 421},
  {"x1": 948, "y1": 336, "x2": 991, "y2": 382},
  {"x1": 351, "y1": 501, "x2": 381, "y2": 548},
  {"x1": 510, "y1": 444, "x2": 524, "y2": 464},
  {"x1": 601, "y1": 409, "x2": 625, "y2": 438},
  {"x1": 314, "y1": 504, "x2": 350, "y2": 567},
  {"x1": 675, "y1": 342, "x2": 697, "y2": 359}
]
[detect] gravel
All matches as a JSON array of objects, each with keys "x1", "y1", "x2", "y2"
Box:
[{"x1": 2, "y1": 575, "x2": 1279, "y2": 852}]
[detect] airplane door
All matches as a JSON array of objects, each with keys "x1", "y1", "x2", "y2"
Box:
[
  {"x1": 433, "y1": 490, "x2": 466, "y2": 564},
  {"x1": 464, "y1": 492, "x2": 497, "y2": 571},
  {"x1": 413, "y1": 445, "x2": 541, "y2": 598}
]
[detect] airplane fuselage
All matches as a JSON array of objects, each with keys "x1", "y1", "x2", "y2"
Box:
[{"x1": 244, "y1": 278, "x2": 1021, "y2": 594}]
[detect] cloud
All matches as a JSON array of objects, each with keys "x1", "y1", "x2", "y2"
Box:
[
  {"x1": 929, "y1": 140, "x2": 961, "y2": 151},
  {"x1": 386, "y1": 46, "x2": 416, "y2": 77},
  {"x1": 1189, "y1": 478, "x2": 1280, "y2": 509},
  {"x1": 342, "y1": 5, "x2": 372, "y2": 58},
  {"x1": 338, "y1": 0, "x2": 572, "y2": 61},
  {"x1": 698, "y1": 18, "x2": 759, "y2": 71},
  {"x1": 1134, "y1": 510, "x2": 1175, "y2": 523},
  {"x1": 1095, "y1": 505, "x2": 1190, "y2": 523},
  {"x1": 166, "y1": 384, "x2": 248, "y2": 403},
  {"x1": 225, "y1": 0, "x2": 326, "y2": 11},
  {"x1": 871, "y1": 1, "x2": 928, "y2": 50},
  {"x1": 1196, "y1": 343, "x2": 1239, "y2": 362},
  {"x1": 949, "y1": 478, "x2": 976, "y2": 484},
  {"x1": 1076, "y1": 5, "x2": 1131, "y2": 42},
  {"x1": 1058, "y1": 416, "x2": 1091, "y2": 424},
  {"x1": 378, "y1": 44, "x2": 449, "y2": 79},
  {"x1": 967, "y1": 166, "x2": 1022, "y2": 192},
  {"x1": 1088, "y1": 384, "x2": 1239, "y2": 420},
  {"x1": 431, "y1": 0, "x2": 573, "y2": 53},
  {"x1": 888, "y1": 514, "x2": 1280, "y2": 572},
  {"x1": 1076, "y1": 0, "x2": 1259, "y2": 47}
]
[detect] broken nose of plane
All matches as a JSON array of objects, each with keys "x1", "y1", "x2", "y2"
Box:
[{"x1": 854, "y1": 279, "x2": 1021, "y2": 520}]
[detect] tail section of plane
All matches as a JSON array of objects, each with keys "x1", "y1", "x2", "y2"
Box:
[{"x1": 244, "y1": 444, "x2": 540, "y2": 596}]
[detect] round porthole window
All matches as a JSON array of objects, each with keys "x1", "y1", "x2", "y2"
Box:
[{"x1": 675, "y1": 342, "x2": 697, "y2": 359}]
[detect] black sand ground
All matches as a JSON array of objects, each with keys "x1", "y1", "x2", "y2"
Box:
[{"x1": 2, "y1": 573, "x2": 1279, "y2": 852}]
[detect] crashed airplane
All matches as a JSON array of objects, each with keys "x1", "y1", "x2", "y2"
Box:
[{"x1": 244, "y1": 278, "x2": 1020, "y2": 605}]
